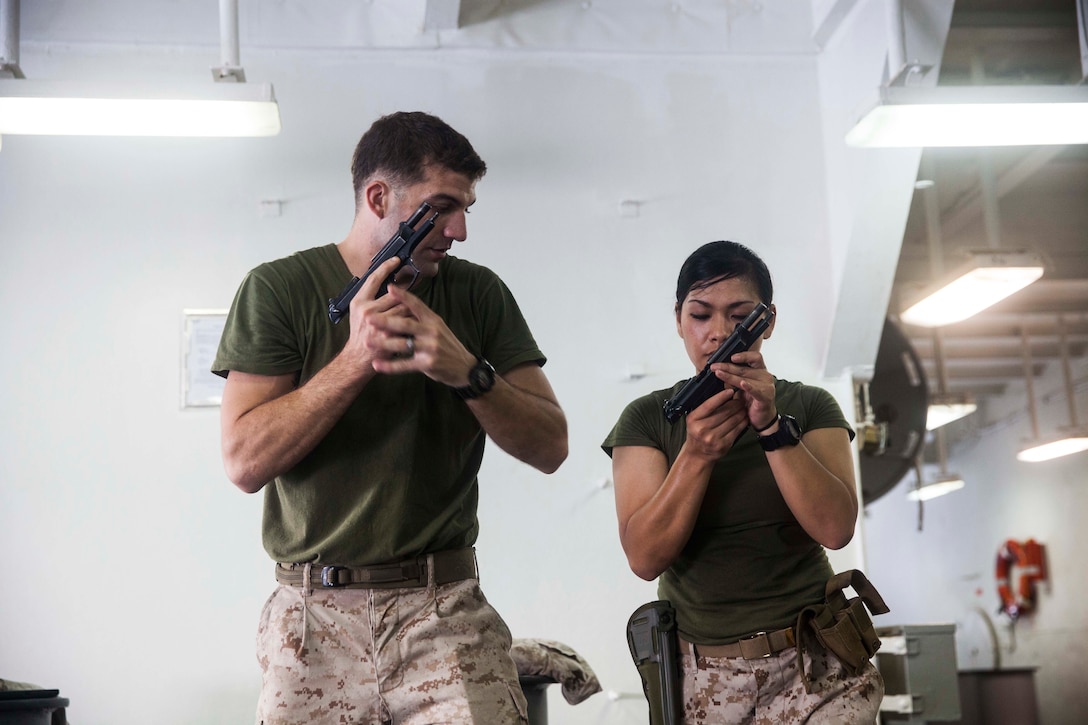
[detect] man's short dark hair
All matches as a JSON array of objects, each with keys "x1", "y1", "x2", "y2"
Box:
[{"x1": 351, "y1": 111, "x2": 487, "y2": 203}]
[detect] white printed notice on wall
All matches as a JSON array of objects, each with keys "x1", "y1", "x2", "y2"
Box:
[{"x1": 182, "y1": 310, "x2": 228, "y2": 408}]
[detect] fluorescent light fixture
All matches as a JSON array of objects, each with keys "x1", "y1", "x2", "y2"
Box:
[
  {"x1": 899, "y1": 250, "x2": 1044, "y2": 327},
  {"x1": 1017, "y1": 433, "x2": 1088, "y2": 462},
  {"x1": 0, "y1": 79, "x2": 281, "y2": 137},
  {"x1": 846, "y1": 85, "x2": 1088, "y2": 148},
  {"x1": 927, "y1": 394, "x2": 977, "y2": 430},
  {"x1": 1019, "y1": 319, "x2": 1088, "y2": 462},
  {"x1": 906, "y1": 474, "x2": 966, "y2": 502}
]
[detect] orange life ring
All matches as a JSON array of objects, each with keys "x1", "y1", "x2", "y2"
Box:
[{"x1": 996, "y1": 538, "x2": 1046, "y2": 621}]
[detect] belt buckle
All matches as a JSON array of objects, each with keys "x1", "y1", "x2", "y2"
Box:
[
  {"x1": 320, "y1": 565, "x2": 347, "y2": 587},
  {"x1": 740, "y1": 630, "x2": 773, "y2": 659}
]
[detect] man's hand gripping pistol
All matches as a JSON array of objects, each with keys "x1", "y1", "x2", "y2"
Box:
[
  {"x1": 327, "y1": 202, "x2": 440, "y2": 323},
  {"x1": 663, "y1": 302, "x2": 775, "y2": 423}
]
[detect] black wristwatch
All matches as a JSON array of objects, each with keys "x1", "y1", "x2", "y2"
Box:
[
  {"x1": 758, "y1": 414, "x2": 802, "y2": 452},
  {"x1": 453, "y1": 356, "x2": 495, "y2": 400}
]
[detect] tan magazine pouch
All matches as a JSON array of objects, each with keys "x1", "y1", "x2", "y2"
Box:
[{"x1": 794, "y1": 570, "x2": 890, "y2": 692}]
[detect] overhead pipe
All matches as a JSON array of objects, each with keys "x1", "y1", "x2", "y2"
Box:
[
  {"x1": 978, "y1": 154, "x2": 1003, "y2": 250},
  {"x1": 886, "y1": 0, "x2": 907, "y2": 80},
  {"x1": 921, "y1": 159, "x2": 945, "y2": 279},
  {"x1": 0, "y1": 0, "x2": 24, "y2": 78},
  {"x1": 969, "y1": 53, "x2": 1007, "y2": 251},
  {"x1": 1057, "y1": 317, "x2": 1082, "y2": 430},
  {"x1": 924, "y1": 171, "x2": 953, "y2": 474},
  {"x1": 1078, "y1": 0, "x2": 1088, "y2": 82},
  {"x1": 213, "y1": 0, "x2": 246, "y2": 82},
  {"x1": 885, "y1": 0, "x2": 932, "y2": 86},
  {"x1": 1021, "y1": 326, "x2": 1040, "y2": 442},
  {"x1": 921, "y1": 162, "x2": 951, "y2": 398}
]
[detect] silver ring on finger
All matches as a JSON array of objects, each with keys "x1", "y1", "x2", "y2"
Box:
[{"x1": 405, "y1": 336, "x2": 415, "y2": 357}]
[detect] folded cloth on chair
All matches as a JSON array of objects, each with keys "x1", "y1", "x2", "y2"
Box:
[{"x1": 510, "y1": 638, "x2": 602, "y2": 705}]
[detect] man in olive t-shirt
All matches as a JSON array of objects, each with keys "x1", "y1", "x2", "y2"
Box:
[{"x1": 213, "y1": 112, "x2": 568, "y2": 725}]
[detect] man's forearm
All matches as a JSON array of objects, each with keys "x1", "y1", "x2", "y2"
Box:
[{"x1": 465, "y1": 365, "x2": 568, "y2": 474}]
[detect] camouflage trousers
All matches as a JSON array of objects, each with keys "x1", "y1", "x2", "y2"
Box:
[
  {"x1": 255, "y1": 577, "x2": 529, "y2": 725},
  {"x1": 680, "y1": 633, "x2": 884, "y2": 724}
]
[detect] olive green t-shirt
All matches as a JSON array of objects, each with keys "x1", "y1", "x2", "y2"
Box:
[
  {"x1": 213, "y1": 245, "x2": 545, "y2": 566},
  {"x1": 602, "y1": 378, "x2": 854, "y2": 644}
]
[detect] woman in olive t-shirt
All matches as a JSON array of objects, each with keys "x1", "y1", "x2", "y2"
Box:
[{"x1": 602, "y1": 241, "x2": 883, "y2": 724}]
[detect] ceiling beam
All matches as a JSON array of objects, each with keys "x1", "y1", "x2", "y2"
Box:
[
  {"x1": 812, "y1": 0, "x2": 861, "y2": 50},
  {"x1": 939, "y1": 146, "x2": 1066, "y2": 240}
]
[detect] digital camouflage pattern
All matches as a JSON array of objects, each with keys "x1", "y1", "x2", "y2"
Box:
[
  {"x1": 509, "y1": 638, "x2": 602, "y2": 705},
  {"x1": 680, "y1": 633, "x2": 883, "y2": 724},
  {"x1": 255, "y1": 578, "x2": 528, "y2": 725}
]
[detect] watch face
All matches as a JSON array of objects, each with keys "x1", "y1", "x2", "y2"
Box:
[
  {"x1": 759, "y1": 414, "x2": 801, "y2": 451},
  {"x1": 455, "y1": 358, "x2": 495, "y2": 399},
  {"x1": 469, "y1": 359, "x2": 495, "y2": 393},
  {"x1": 470, "y1": 366, "x2": 492, "y2": 389}
]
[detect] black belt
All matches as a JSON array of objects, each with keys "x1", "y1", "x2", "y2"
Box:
[
  {"x1": 680, "y1": 626, "x2": 796, "y2": 660},
  {"x1": 275, "y1": 548, "x2": 478, "y2": 590}
]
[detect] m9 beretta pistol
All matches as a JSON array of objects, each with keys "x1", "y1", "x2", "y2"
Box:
[
  {"x1": 663, "y1": 302, "x2": 775, "y2": 423},
  {"x1": 327, "y1": 202, "x2": 440, "y2": 324}
]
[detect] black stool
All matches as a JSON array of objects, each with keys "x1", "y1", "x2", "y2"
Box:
[
  {"x1": 0, "y1": 689, "x2": 69, "y2": 725},
  {"x1": 519, "y1": 674, "x2": 555, "y2": 725}
]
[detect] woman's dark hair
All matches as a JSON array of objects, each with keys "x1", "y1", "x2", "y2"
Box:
[
  {"x1": 675, "y1": 241, "x2": 773, "y2": 308},
  {"x1": 351, "y1": 111, "x2": 487, "y2": 204}
]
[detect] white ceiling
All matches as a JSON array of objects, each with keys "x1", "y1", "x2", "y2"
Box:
[
  {"x1": 13, "y1": 0, "x2": 822, "y2": 55},
  {"x1": 8, "y1": 0, "x2": 1088, "y2": 433}
]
